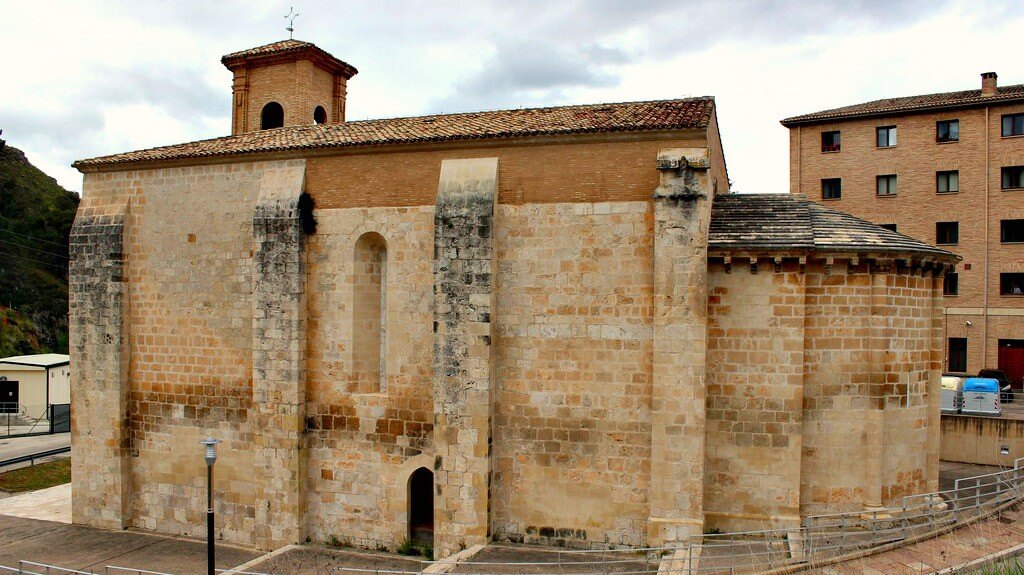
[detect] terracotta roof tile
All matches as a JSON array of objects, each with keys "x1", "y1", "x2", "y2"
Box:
[
  {"x1": 73, "y1": 97, "x2": 714, "y2": 169},
  {"x1": 709, "y1": 193, "x2": 958, "y2": 261},
  {"x1": 221, "y1": 39, "x2": 316, "y2": 60},
  {"x1": 220, "y1": 39, "x2": 358, "y2": 77},
  {"x1": 781, "y1": 84, "x2": 1024, "y2": 126}
]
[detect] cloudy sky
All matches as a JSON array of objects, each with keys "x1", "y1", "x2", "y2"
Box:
[{"x1": 1, "y1": 0, "x2": 1021, "y2": 194}]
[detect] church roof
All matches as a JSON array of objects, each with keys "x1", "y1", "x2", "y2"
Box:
[
  {"x1": 781, "y1": 83, "x2": 1024, "y2": 126},
  {"x1": 222, "y1": 39, "x2": 319, "y2": 60},
  {"x1": 708, "y1": 193, "x2": 958, "y2": 261},
  {"x1": 73, "y1": 97, "x2": 714, "y2": 170},
  {"x1": 221, "y1": 39, "x2": 358, "y2": 77}
]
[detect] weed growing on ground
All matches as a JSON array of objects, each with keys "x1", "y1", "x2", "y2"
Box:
[
  {"x1": 396, "y1": 538, "x2": 417, "y2": 556},
  {"x1": 396, "y1": 538, "x2": 432, "y2": 559},
  {"x1": 326, "y1": 534, "x2": 352, "y2": 549}
]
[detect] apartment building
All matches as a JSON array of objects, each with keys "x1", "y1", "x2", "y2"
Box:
[{"x1": 782, "y1": 73, "x2": 1024, "y2": 386}]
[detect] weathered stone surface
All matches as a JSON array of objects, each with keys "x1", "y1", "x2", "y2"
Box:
[
  {"x1": 70, "y1": 144, "x2": 950, "y2": 552},
  {"x1": 648, "y1": 148, "x2": 713, "y2": 544},
  {"x1": 251, "y1": 161, "x2": 309, "y2": 550},
  {"x1": 432, "y1": 158, "x2": 498, "y2": 557},
  {"x1": 70, "y1": 202, "x2": 130, "y2": 529}
]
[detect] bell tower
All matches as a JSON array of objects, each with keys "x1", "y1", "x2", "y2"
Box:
[{"x1": 221, "y1": 40, "x2": 358, "y2": 135}]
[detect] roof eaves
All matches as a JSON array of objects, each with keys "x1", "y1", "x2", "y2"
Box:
[
  {"x1": 0, "y1": 359, "x2": 69, "y2": 369},
  {"x1": 72, "y1": 98, "x2": 714, "y2": 170},
  {"x1": 781, "y1": 91, "x2": 1024, "y2": 127}
]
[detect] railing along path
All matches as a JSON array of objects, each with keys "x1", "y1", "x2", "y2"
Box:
[{"x1": 1, "y1": 457, "x2": 1022, "y2": 575}]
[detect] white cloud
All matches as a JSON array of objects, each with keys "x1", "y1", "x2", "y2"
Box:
[{"x1": 0, "y1": 0, "x2": 1020, "y2": 194}]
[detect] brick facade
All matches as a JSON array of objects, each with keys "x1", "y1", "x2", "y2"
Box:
[{"x1": 786, "y1": 81, "x2": 1024, "y2": 380}]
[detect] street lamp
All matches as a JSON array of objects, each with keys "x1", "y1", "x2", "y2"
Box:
[{"x1": 200, "y1": 437, "x2": 221, "y2": 575}]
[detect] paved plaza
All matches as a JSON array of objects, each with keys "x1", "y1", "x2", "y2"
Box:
[{"x1": 0, "y1": 514, "x2": 258, "y2": 574}]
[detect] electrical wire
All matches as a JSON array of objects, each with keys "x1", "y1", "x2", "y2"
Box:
[
  {"x1": 0, "y1": 249, "x2": 70, "y2": 272},
  {"x1": 0, "y1": 227, "x2": 69, "y2": 249},
  {"x1": 0, "y1": 237, "x2": 68, "y2": 260}
]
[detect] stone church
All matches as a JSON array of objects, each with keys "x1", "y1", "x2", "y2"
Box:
[{"x1": 70, "y1": 40, "x2": 957, "y2": 555}]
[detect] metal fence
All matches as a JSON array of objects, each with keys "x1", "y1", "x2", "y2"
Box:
[
  {"x1": 0, "y1": 403, "x2": 69, "y2": 437},
  {"x1": 0, "y1": 457, "x2": 1022, "y2": 575},
  {"x1": 679, "y1": 455, "x2": 1024, "y2": 574}
]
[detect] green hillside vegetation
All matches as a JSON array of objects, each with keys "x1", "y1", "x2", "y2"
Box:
[{"x1": 0, "y1": 135, "x2": 80, "y2": 356}]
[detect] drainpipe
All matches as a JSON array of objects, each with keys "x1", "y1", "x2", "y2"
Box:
[{"x1": 984, "y1": 107, "x2": 990, "y2": 369}]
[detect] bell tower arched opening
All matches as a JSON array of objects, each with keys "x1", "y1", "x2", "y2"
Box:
[{"x1": 260, "y1": 102, "x2": 284, "y2": 129}]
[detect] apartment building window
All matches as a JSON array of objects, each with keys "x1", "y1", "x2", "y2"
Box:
[
  {"x1": 877, "y1": 174, "x2": 897, "y2": 196},
  {"x1": 821, "y1": 131, "x2": 841, "y2": 152},
  {"x1": 1002, "y1": 219, "x2": 1024, "y2": 243},
  {"x1": 879, "y1": 223, "x2": 897, "y2": 232},
  {"x1": 937, "y1": 170, "x2": 959, "y2": 193},
  {"x1": 948, "y1": 338, "x2": 967, "y2": 373},
  {"x1": 1003, "y1": 113, "x2": 1024, "y2": 137},
  {"x1": 876, "y1": 126, "x2": 897, "y2": 147},
  {"x1": 1003, "y1": 166, "x2": 1024, "y2": 189},
  {"x1": 1001, "y1": 273, "x2": 1024, "y2": 296},
  {"x1": 943, "y1": 272, "x2": 959, "y2": 295},
  {"x1": 936, "y1": 221, "x2": 959, "y2": 245},
  {"x1": 937, "y1": 119, "x2": 959, "y2": 143},
  {"x1": 821, "y1": 178, "x2": 841, "y2": 199}
]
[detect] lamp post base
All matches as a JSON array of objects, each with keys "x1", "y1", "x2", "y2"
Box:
[{"x1": 207, "y1": 509, "x2": 215, "y2": 575}]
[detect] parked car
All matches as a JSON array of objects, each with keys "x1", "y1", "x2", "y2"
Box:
[{"x1": 978, "y1": 369, "x2": 1015, "y2": 403}]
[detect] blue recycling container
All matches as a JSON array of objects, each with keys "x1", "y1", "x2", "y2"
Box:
[{"x1": 962, "y1": 378, "x2": 1001, "y2": 416}]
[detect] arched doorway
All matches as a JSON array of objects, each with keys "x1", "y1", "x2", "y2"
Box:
[{"x1": 408, "y1": 467, "x2": 433, "y2": 544}]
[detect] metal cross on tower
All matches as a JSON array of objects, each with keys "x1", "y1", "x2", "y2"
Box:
[{"x1": 285, "y1": 7, "x2": 300, "y2": 39}]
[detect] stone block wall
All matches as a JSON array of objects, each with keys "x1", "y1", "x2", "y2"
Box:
[
  {"x1": 123, "y1": 164, "x2": 269, "y2": 543},
  {"x1": 704, "y1": 262, "x2": 805, "y2": 531},
  {"x1": 799, "y1": 261, "x2": 939, "y2": 515},
  {"x1": 73, "y1": 129, "x2": 948, "y2": 553},
  {"x1": 70, "y1": 175, "x2": 131, "y2": 529},
  {"x1": 647, "y1": 149, "x2": 713, "y2": 544},
  {"x1": 73, "y1": 161, "x2": 312, "y2": 547},
  {"x1": 490, "y1": 200, "x2": 654, "y2": 548},
  {"x1": 251, "y1": 162, "x2": 309, "y2": 549},
  {"x1": 303, "y1": 206, "x2": 436, "y2": 549},
  {"x1": 432, "y1": 158, "x2": 498, "y2": 557}
]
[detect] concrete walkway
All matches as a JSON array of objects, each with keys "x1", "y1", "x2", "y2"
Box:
[
  {"x1": 0, "y1": 483, "x2": 70, "y2": 523},
  {"x1": 0, "y1": 514, "x2": 259, "y2": 574},
  {"x1": 239, "y1": 545, "x2": 425, "y2": 575}
]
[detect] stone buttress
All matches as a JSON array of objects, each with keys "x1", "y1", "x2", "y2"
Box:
[
  {"x1": 432, "y1": 158, "x2": 498, "y2": 557},
  {"x1": 648, "y1": 148, "x2": 713, "y2": 544},
  {"x1": 69, "y1": 185, "x2": 132, "y2": 529},
  {"x1": 251, "y1": 162, "x2": 309, "y2": 549}
]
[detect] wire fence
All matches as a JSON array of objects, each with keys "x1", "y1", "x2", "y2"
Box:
[{"x1": 1, "y1": 457, "x2": 1022, "y2": 575}]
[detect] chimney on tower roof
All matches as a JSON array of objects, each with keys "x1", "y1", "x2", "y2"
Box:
[{"x1": 982, "y1": 72, "x2": 998, "y2": 96}]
